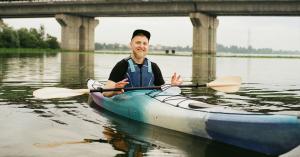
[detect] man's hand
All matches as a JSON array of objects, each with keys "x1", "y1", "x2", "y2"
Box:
[
  {"x1": 103, "y1": 79, "x2": 129, "y2": 97},
  {"x1": 171, "y1": 73, "x2": 183, "y2": 85},
  {"x1": 114, "y1": 79, "x2": 129, "y2": 95}
]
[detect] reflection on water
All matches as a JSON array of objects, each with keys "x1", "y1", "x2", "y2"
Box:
[
  {"x1": 182, "y1": 85, "x2": 300, "y2": 113},
  {"x1": 0, "y1": 51, "x2": 300, "y2": 156},
  {"x1": 192, "y1": 54, "x2": 216, "y2": 83},
  {"x1": 61, "y1": 52, "x2": 94, "y2": 87}
]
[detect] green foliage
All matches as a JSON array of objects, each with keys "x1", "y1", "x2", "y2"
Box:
[
  {"x1": 0, "y1": 26, "x2": 20, "y2": 48},
  {"x1": 95, "y1": 41, "x2": 300, "y2": 54},
  {"x1": 0, "y1": 23, "x2": 59, "y2": 49},
  {"x1": 46, "y1": 34, "x2": 60, "y2": 49},
  {"x1": 216, "y1": 44, "x2": 299, "y2": 54},
  {"x1": 95, "y1": 42, "x2": 192, "y2": 52},
  {"x1": 95, "y1": 42, "x2": 129, "y2": 51},
  {"x1": 18, "y1": 28, "x2": 38, "y2": 48}
]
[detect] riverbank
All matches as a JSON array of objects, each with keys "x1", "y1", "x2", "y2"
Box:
[
  {"x1": 94, "y1": 50, "x2": 300, "y2": 59},
  {"x1": 0, "y1": 48, "x2": 59, "y2": 53}
]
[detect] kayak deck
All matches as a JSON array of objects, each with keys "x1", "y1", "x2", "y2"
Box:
[{"x1": 87, "y1": 80, "x2": 300, "y2": 155}]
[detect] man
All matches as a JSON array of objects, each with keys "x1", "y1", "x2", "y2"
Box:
[{"x1": 103, "y1": 29, "x2": 182, "y2": 97}]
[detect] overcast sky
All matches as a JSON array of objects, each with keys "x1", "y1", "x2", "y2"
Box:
[{"x1": 4, "y1": 16, "x2": 300, "y2": 51}]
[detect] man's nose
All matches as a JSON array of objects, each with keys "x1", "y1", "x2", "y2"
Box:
[{"x1": 137, "y1": 44, "x2": 144, "y2": 48}]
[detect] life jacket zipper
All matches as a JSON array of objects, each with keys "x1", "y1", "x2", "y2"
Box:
[{"x1": 140, "y1": 67, "x2": 142, "y2": 87}]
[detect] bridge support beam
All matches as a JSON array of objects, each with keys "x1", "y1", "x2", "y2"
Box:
[
  {"x1": 190, "y1": 12, "x2": 218, "y2": 83},
  {"x1": 55, "y1": 14, "x2": 99, "y2": 52}
]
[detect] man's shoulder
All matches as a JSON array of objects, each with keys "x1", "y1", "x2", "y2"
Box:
[
  {"x1": 149, "y1": 61, "x2": 161, "y2": 72},
  {"x1": 116, "y1": 59, "x2": 129, "y2": 66},
  {"x1": 149, "y1": 60, "x2": 158, "y2": 67}
]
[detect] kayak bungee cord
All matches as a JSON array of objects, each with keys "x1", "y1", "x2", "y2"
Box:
[
  {"x1": 86, "y1": 79, "x2": 229, "y2": 112},
  {"x1": 87, "y1": 80, "x2": 218, "y2": 112},
  {"x1": 145, "y1": 88, "x2": 200, "y2": 109}
]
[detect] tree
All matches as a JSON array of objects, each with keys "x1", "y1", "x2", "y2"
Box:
[
  {"x1": 18, "y1": 28, "x2": 39, "y2": 48},
  {"x1": 45, "y1": 34, "x2": 60, "y2": 49},
  {"x1": 0, "y1": 26, "x2": 19, "y2": 48},
  {"x1": 0, "y1": 21, "x2": 60, "y2": 49}
]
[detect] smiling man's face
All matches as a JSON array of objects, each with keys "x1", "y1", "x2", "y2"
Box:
[{"x1": 130, "y1": 35, "x2": 149, "y2": 63}]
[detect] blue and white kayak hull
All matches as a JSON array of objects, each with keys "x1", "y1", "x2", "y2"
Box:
[{"x1": 87, "y1": 80, "x2": 300, "y2": 155}]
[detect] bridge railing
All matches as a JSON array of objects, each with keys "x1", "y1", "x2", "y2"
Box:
[{"x1": 0, "y1": 0, "x2": 102, "y2": 3}]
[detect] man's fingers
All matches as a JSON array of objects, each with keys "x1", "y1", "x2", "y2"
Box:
[
  {"x1": 115, "y1": 81, "x2": 129, "y2": 94},
  {"x1": 172, "y1": 73, "x2": 176, "y2": 79},
  {"x1": 116, "y1": 81, "x2": 129, "y2": 87},
  {"x1": 121, "y1": 78, "x2": 128, "y2": 82},
  {"x1": 118, "y1": 83, "x2": 128, "y2": 87}
]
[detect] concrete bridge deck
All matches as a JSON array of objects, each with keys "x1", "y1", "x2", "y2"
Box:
[{"x1": 1, "y1": 0, "x2": 300, "y2": 18}]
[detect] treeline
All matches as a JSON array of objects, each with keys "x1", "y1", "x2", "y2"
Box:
[
  {"x1": 0, "y1": 23, "x2": 59, "y2": 49},
  {"x1": 95, "y1": 42, "x2": 300, "y2": 54},
  {"x1": 95, "y1": 42, "x2": 192, "y2": 52},
  {"x1": 217, "y1": 45, "x2": 300, "y2": 54},
  {"x1": 95, "y1": 43, "x2": 129, "y2": 51}
]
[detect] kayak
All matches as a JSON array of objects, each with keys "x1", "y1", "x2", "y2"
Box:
[
  {"x1": 93, "y1": 103, "x2": 275, "y2": 157},
  {"x1": 87, "y1": 79, "x2": 300, "y2": 155}
]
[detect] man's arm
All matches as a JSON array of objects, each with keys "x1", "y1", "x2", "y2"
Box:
[
  {"x1": 103, "y1": 60, "x2": 128, "y2": 97},
  {"x1": 102, "y1": 80, "x2": 128, "y2": 97},
  {"x1": 151, "y1": 62, "x2": 165, "y2": 86}
]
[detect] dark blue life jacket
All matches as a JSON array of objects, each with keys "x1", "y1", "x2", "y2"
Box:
[{"x1": 125, "y1": 57, "x2": 154, "y2": 87}]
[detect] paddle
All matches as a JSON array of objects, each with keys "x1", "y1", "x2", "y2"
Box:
[
  {"x1": 33, "y1": 76, "x2": 241, "y2": 99},
  {"x1": 34, "y1": 139, "x2": 106, "y2": 148}
]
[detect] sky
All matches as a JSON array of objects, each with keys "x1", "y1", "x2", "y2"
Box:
[{"x1": 3, "y1": 16, "x2": 300, "y2": 51}]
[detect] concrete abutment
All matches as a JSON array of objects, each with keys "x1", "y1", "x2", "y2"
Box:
[
  {"x1": 190, "y1": 12, "x2": 218, "y2": 83},
  {"x1": 55, "y1": 14, "x2": 99, "y2": 51}
]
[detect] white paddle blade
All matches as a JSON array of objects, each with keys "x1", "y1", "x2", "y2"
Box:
[
  {"x1": 209, "y1": 85, "x2": 241, "y2": 93},
  {"x1": 33, "y1": 87, "x2": 89, "y2": 99},
  {"x1": 207, "y1": 76, "x2": 242, "y2": 93}
]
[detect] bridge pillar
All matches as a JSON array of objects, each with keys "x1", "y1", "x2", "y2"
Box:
[
  {"x1": 190, "y1": 12, "x2": 218, "y2": 83},
  {"x1": 0, "y1": 18, "x2": 4, "y2": 27},
  {"x1": 55, "y1": 14, "x2": 99, "y2": 52}
]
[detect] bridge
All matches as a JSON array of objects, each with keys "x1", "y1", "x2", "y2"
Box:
[
  {"x1": 1, "y1": 0, "x2": 300, "y2": 52},
  {"x1": 1, "y1": 0, "x2": 300, "y2": 82},
  {"x1": 1, "y1": 0, "x2": 300, "y2": 17}
]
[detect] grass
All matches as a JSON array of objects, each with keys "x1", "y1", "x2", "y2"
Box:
[{"x1": 0, "y1": 48, "x2": 60, "y2": 53}]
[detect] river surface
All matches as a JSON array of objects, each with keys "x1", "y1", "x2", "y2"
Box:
[{"x1": 0, "y1": 51, "x2": 300, "y2": 157}]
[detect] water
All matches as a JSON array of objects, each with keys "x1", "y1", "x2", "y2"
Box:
[{"x1": 0, "y1": 51, "x2": 300, "y2": 157}]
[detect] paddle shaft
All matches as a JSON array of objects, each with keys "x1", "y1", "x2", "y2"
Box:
[
  {"x1": 33, "y1": 76, "x2": 241, "y2": 99},
  {"x1": 89, "y1": 84, "x2": 206, "y2": 93}
]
